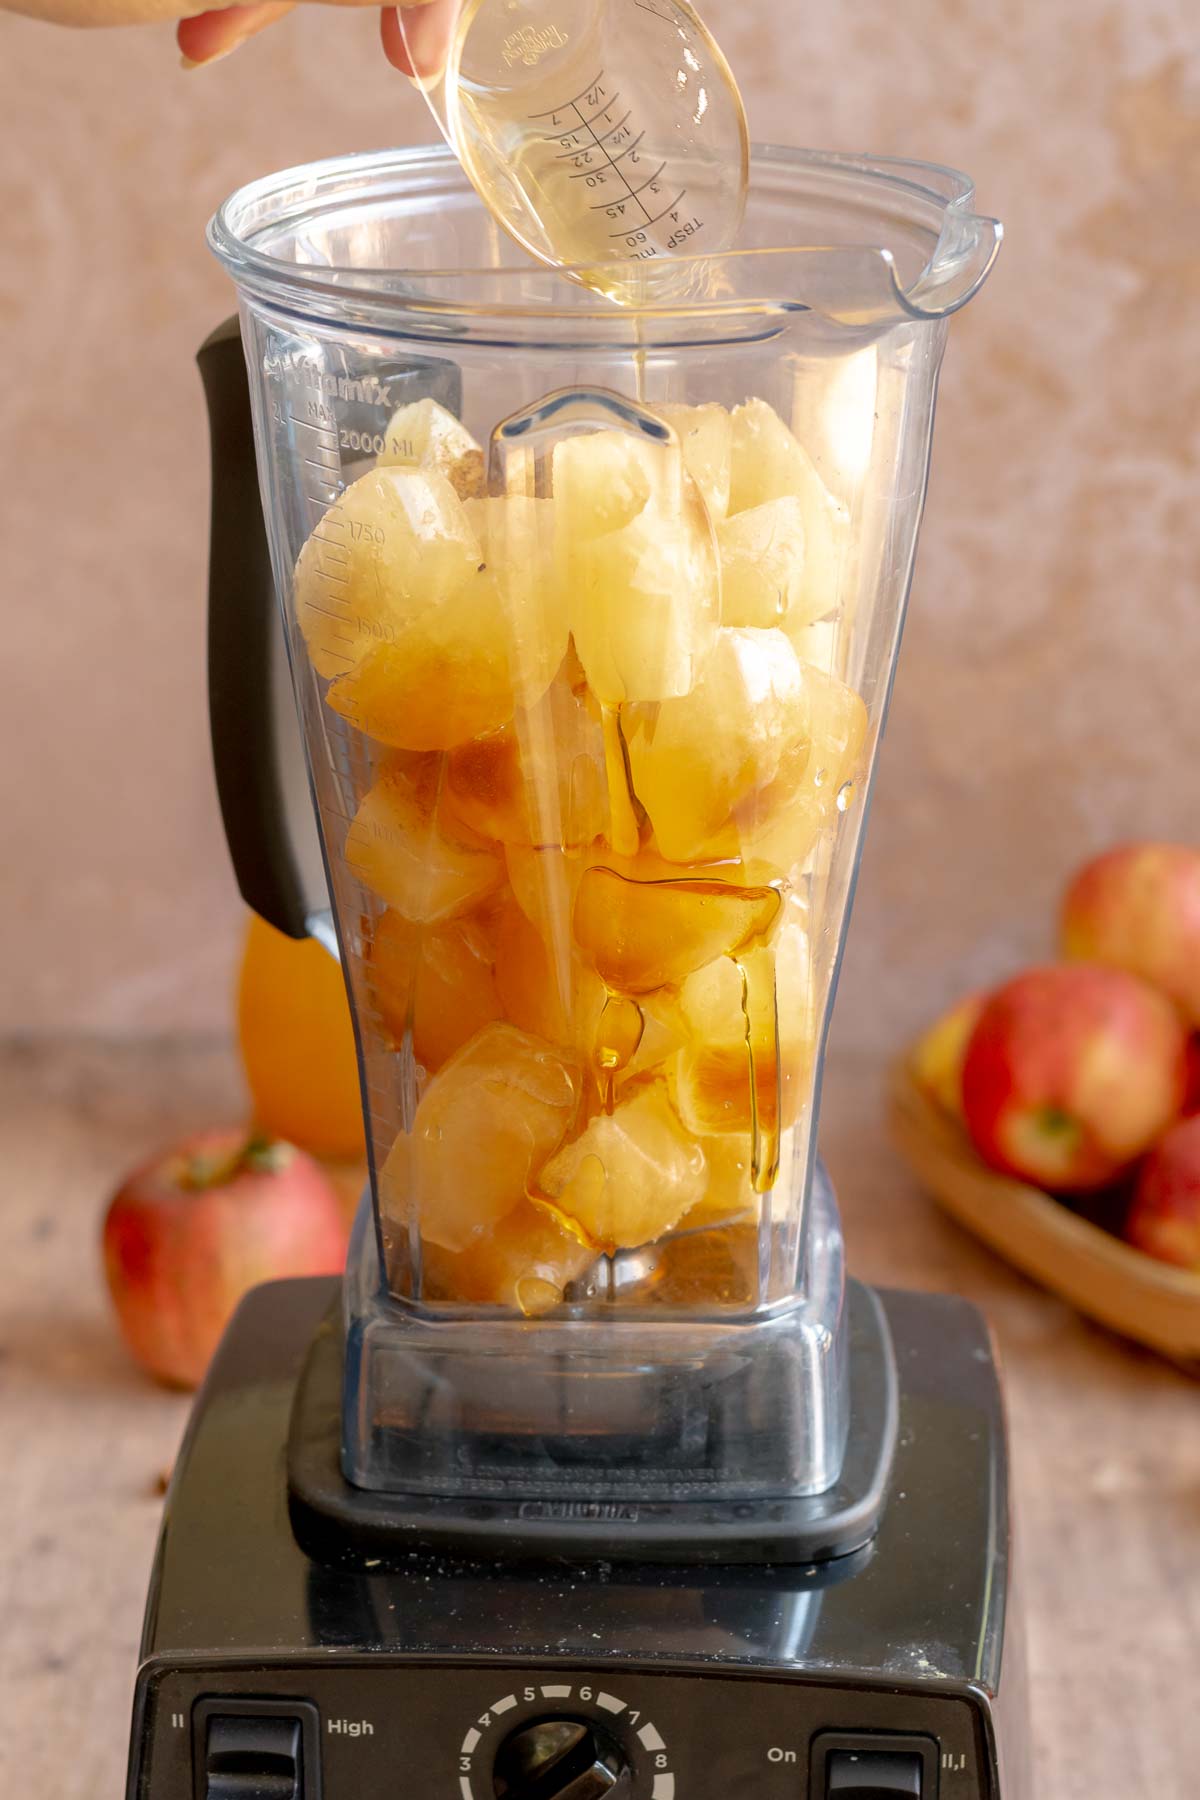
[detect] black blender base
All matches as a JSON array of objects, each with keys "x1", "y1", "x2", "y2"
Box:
[
  {"x1": 125, "y1": 1278, "x2": 1029, "y2": 1800},
  {"x1": 287, "y1": 1280, "x2": 898, "y2": 1567}
]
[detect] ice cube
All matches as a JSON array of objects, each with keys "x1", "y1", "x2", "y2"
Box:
[
  {"x1": 492, "y1": 892, "x2": 604, "y2": 1050},
  {"x1": 345, "y1": 755, "x2": 503, "y2": 924},
  {"x1": 445, "y1": 671, "x2": 608, "y2": 850},
  {"x1": 683, "y1": 1135, "x2": 759, "y2": 1230},
  {"x1": 552, "y1": 429, "x2": 658, "y2": 537},
  {"x1": 728, "y1": 398, "x2": 849, "y2": 627},
  {"x1": 293, "y1": 466, "x2": 477, "y2": 683},
  {"x1": 573, "y1": 851, "x2": 783, "y2": 995},
  {"x1": 671, "y1": 902, "x2": 815, "y2": 1152},
  {"x1": 626, "y1": 628, "x2": 811, "y2": 865},
  {"x1": 741, "y1": 663, "x2": 869, "y2": 873},
  {"x1": 365, "y1": 902, "x2": 502, "y2": 1072},
  {"x1": 717, "y1": 497, "x2": 805, "y2": 628},
  {"x1": 537, "y1": 1084, "x2": 706, "y2": 1251},
  {"x1": 418, "y1": 1201, "x2": 594, "y2": 1313},
  {"x1": 376, "y1": 396, "x2": 484, "y2": 498},
  {"x1": 379, "y1": 1022, "x2": 580, "y2": 1253},
  {"x1": 558, "y1": 434, "x2": 719, "y2": 704},
  {"x1": 294, "y1": 470, "x2": 566, "y2": 750},
  {"x1": 653, "y1": 401, "x2": 732, "y2": 519}
]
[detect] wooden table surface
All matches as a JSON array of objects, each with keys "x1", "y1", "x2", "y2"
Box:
[{"x1": 1, "y1": 1041, "x2": 1197, "y2": 1798}]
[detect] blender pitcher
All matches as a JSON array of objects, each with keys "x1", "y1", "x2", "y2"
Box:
[{"x1": 205, "y1": 144, "x2": 998, "y2": 1553}]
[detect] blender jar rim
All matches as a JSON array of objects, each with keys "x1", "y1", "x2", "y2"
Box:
[{"x1": 208, "y1": 141, "x2": 1000, "y2": 335}]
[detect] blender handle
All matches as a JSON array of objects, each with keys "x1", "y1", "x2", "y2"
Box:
[{"x1": 197, "y1": 318, "x2": 311, "y2": 940}]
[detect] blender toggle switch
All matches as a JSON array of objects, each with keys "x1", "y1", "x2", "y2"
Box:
[
  {"x1": 204, "y1": 1714, "x2": 304, "y2": 1800},
  {"x1": 826, "y1": 1748, "x2": 924, "y2": 1798}
]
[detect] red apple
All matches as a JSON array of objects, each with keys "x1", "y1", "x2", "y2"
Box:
[
  {"x1": 910, "y1": 991, "x2": 988, "y2": 1121},
  {"x1": 961, "y1": 965, "x2": 1188, "y2": 1192},
  {"x1": 1184, "y1": 1038, "x2": 1200, "y2": 1117},
  {"x1": 1061, "y1": 843, "x2": 1200, "y2": 1025},
  {"x1": 1125, "y1": 1116, "x2": 1200, "y2": 1270},
  {"x1": 103, "y1": 1129, "x2": 348, "y2": 1388}
]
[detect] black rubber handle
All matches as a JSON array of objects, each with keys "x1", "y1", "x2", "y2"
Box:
[{"x1": 198, "y1": 318, "x2": 311, "y2": 939}]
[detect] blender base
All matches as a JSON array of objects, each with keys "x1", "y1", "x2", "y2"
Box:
[
  {"x1": 125, "y1": 1277, "x2": 1029, "y2": 1800},
  {"x1": 287, "y1": 1280, "x2": 898, "y2": 1566}
]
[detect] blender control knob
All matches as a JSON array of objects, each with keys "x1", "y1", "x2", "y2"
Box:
[{"x1": 492, "y1": 1718, "x2": 632, "y2": 1800}]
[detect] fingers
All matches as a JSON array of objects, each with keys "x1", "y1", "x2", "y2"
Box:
[
  {"x1": 380, "y1": 0, "x2": 458, "y2": 80},
  {"x1": 178, "y1": 0, "x2": 295, "y2": 63},
  {"x1": 176, "y1": 0, "x2": 455, "y2": 71}
]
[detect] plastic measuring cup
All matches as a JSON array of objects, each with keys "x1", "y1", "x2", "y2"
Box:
[{"x1": 397, "y1": 0, "x2": 749, "y2": 289}]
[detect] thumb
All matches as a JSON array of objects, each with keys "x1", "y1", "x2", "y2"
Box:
[{"x1": 178, "y1": 1, "x2": 296, "y2": 64}]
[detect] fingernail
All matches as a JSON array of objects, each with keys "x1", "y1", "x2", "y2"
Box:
[{"x1": 180, "y1": 38, "x2": 240, "y2": 67}]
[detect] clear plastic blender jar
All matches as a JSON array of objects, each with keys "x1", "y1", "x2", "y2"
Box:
[{"x1": 207, "y1": 144, "x2": 998, "y2": 1524}]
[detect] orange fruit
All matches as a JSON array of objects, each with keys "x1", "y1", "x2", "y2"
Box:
[{"x1": 237, "y1": 915, "x2": 365, "y2": 1162}]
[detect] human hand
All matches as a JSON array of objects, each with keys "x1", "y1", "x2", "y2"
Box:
[
  {"x1": 3, "y1": 0, "x2": 459, "y2": 75},
  {"x1": 179, "y1": 0, "x2": 458, "y2": 72}
]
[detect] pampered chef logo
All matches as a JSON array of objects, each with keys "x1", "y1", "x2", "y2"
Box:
[
  {"x1": 517, "y1": 1500, "x2": 640, "y2": 1523},
  {"x1": 264, "y1": 349, "x2": 387, "y2": 407},
  {"x1": 502, "y1": 23, "x2": 568, "y2": 66}
]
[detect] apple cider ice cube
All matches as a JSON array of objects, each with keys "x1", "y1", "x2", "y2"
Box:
[
  {"x1": 294, "y1": 468, "x2": 565, "y2": 751},
  {"x1": 492, "y1": 891, "x2": 604, "y2": 1049},
  {"x1": 365, "y1": 903, "x2": 502, "y2": 1073},
  {"x1": 444, "y1": 672, "x2": 608, "y2": 851},
  {"x1": 742, "y1": 664, "x2": 869, "y2": 872},
  {"x1": 728, "y1": 398, "x2": 849, "y2": 628},
  {"x1": 671, "y1": 901, "x2": 814, "y2": 1153},
  {"x1": 552, "y1": 429, "x2": 658, "y2": 537},
  {"x1": 684, "y1": 1134, "x2": 758, "y2": 1230},
  {"x1": 717, "y1": 497, "x2": 806, "y2": 628},
  {"x1": 573, "y1": 852, "x2": 783, "y2": 996},
  {"x1": 626, "y1": 628, "x2": 811, "y2": 865},
  {"x1": 293, "y1": 466, "x2": 477, "y2": 683},
  {"x1": 537, "y1": 1085, "x2": 707, "y2": 1252},
  {"x1": 418, "y1": 1201, "x2": 594, "y2": 1314},
  {"x1": 345, "y1": 755, "x2": 503, "y2": 924},
  {"x1": 376, "y1": 396, "x2": 484, "y2": 498},
  {"x1": 556, "y1": 430, "x2": 719, "y2": 704},
  {"x1": 379, "y1": 1023, "x2": 580, "y2": 1253},
  {"x1": 653, "y1": 402, "x2": 732, "y2": 519}
]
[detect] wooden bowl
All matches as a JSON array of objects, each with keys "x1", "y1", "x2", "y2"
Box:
[{"x1": 888, "y1": 1056, "x2": 1200, "y2": 1371}]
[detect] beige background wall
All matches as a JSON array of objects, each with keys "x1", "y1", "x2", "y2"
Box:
[{"x1": 1, "y1": 3, "x2": 1198, "y2": 1050}]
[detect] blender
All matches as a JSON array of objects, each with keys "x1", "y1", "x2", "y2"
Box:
[{"x1": 125, "y1": 144, "x2": 1026, "y2": 1800}]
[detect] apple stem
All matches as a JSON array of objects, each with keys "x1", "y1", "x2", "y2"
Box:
[{"x1": 179, "y1": 1133, "x2": 288, "y2": 1191}]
